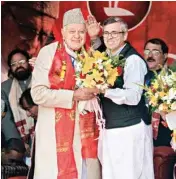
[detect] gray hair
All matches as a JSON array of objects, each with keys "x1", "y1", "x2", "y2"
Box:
[{"x1": 103, "y1": 17, "x2": 128, "y2": 32}]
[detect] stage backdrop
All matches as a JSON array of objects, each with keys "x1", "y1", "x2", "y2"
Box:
[{"x1": 1, "y1": 1, "x2": 176, "y2": 82}]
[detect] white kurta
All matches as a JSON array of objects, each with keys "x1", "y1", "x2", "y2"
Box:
[
  {"x1": 31, "y1": 42, "x2": 101, "y2": 179},
  {"x1": 98, "y1": 45, "x2": 154, "y2": 179}
]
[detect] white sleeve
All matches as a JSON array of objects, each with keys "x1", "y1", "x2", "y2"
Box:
[
  {"x1": 104, "y1": 54, "x2": 147, "y2": 105},
  {"x1": 31, "y1": 43, "x2": 74, "y2": 109},
  {"x1": 91, "y1": 37, "x2": 102, "y2": 50}
]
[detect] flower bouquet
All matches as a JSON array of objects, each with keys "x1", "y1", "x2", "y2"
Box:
[
  {"x1": 75, "y1": 47, "x2": 125, "y2": 129},
  {"x1": 140, "y1": 67, "x2": 176, "y2": 150}
]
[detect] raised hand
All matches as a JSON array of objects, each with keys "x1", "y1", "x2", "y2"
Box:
[{"x1": 86, "y1": 15, "x2": 101, "y2": 40}]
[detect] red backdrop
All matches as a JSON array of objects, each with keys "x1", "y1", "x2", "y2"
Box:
[
  {"x1": 54, "y1": 1, "x2": 176, "y2": 58},
  {"x1": 1, "y1": 1, "x2": 176, "y2": 81}
]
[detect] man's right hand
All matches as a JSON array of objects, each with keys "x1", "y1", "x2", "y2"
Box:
[
  {"x1": 73, "y1": 87, "x2": 99, "y2": 101},
  {"x1": 29, "y1": 57, "x2": 37, "y2": 68},
  {"x1": 86, "y1": 15, "x2": 101, "y2": 40}
]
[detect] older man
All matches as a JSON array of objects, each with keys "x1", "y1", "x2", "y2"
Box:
[
  {"x1": 87, "y1": 16, "x2": 154, "y2": 179},
  {"x1": 144, "y1": 38, "x2": 173, "y2": 147},
  {"x1": 31, "y1": 8, "x2": 101, "y2": 179}
]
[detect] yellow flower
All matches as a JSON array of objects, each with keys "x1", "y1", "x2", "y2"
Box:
[
  {"x1": 107, "y1": 68, "x2": 118, "y2": 86},
  {"x1": 158, "y1": 91, "x2": 167, "y2": 98},
  {"x1": 104, "y1": 63, "x2": 113, "y2": 71},
  {"x1": 92, "y1": 69, "x2": 104, "y2": 82},
  {"x1": 149, "y1": 95, "x2": 158, "y2": 107},
  {"x1": 77, "y1": 54, "x2": 85, "y2": 63},
  {"x1": 60, "y1": 71, "x2": 65, "y2": 81},
  {"x1": 82, "y1": 58, "x2": 94, "y2": 74},
  {"x1": 159, "y1": 103, "x2": 169, "y2": 112},
  {"x1": 61, "y1": 65, "x2": 66, "y2": 70},
  {"x1": 83, "y1": 50, "x2": 89, "y2": 59},
  {"x1": 83, "y1": 75, "x2": 96, "y2": 88},
  {"x1": 92, "y1": 51, "x2": 108, "y2": 60},
  {"x1": 151, "y1": 80, "x2": 159, "y2": 90}
]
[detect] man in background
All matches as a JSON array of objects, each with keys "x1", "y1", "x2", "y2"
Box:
[
  {"x1": 144, "y1": 38, "x2": 172, "y2": 147},
  {"x1": 1, "y1": 1, "x2": 59, "y2": 81},
  {"x1": 19, "y1": 88, "x2": 38, "y2": 122},
  {"x1": 1, "y1": 49, "x2": 35, "y2": 162},
  {"x1": 1, "y1": 99, "x2": 26, "y2": 164}
]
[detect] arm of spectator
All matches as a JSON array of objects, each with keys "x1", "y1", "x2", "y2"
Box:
[
  {"x1": 1, "y1": 90, "x2": 21, "y2": 141},
  {"x1": 2, "y1": 138, "x2": 25, "y2": 164}
]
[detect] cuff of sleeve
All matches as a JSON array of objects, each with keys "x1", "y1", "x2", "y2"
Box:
[
  {"x1": 91, "y1": 37, "x2": 102, "y2": 49},
  {"x1": 58, "y1": 90, "x2": 74, "y2": 109},
  {"x1": 104, "y1": 88, "x2": 110, "y2": 98}
]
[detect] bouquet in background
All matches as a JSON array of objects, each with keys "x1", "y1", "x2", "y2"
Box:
[
  {"x1": 140, "y1": 67, "x2": 176, "y2": 150},
  {"x1": 75, "y1": 47, "x2": 125, "y2": 129},
  {"x1": 142, "y1": 68, "x2": 176, "y2": 113}
]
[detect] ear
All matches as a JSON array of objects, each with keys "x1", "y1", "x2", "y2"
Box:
[
  {"x1": 164, "y1": 53, "x2": 168, "y2": 59},
  {"x1": 61, "y1": 28, "x2": 65, "y2": 40},
  {"x1": 123, "y1": 31, "x2": 128, "y2": 41}
]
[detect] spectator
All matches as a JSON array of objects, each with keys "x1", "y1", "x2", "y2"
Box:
[
  {"x1": 144, "y1": 38, "x2": 172, "y2": 147},
  {"x1": 19, "y1": 88, "x2": 38, "y2": 121},
  {"x1": 1, "y1": 49, "x2": 35, "y2": 158},
  {"x1": 1, "y1": 2, "x2": 59, "y2": 81},
  {"x1": 1, "y1": 99, "x2": 26, "y2": 164}
]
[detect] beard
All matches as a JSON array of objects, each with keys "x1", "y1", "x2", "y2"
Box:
[{"x1": 11, "y1": 66, "x2": 32, "y2": 81}]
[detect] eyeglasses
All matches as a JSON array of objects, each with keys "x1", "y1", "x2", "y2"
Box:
[
  {"x1": 103, "y1": 31, "x2": 124, "y2": 38},
  {"x1": 10, "y1": 59, "x2": 27, "y2": 67},
  {"x1": 144, "y1": 49, "x2": 162, "y2": 57},
  {"x1": 7, "y1": 5, "x2": 55, "y2": 44}
]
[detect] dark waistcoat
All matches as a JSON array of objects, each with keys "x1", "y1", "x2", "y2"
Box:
[{"x1": 100, "y1": 42, "x2": 151, "y2": 129}]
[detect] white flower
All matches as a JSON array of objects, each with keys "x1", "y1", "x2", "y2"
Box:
[
  {"x1": 96, "y1": 59, "x2": 103, "y2": 64},
  {"x1": 76, "y1": 78, "x2": 83, "y2": 87},
  {"x1": 168, "y1": 88, "x2": 176, "y2": 100},
  {"x1": 75, "y1": 62, "x2": 82, "y2": 73},
  {"x1": 101, "y1": 83, "x2": 108, "y2": 90},
  {"x1": 104, "y1": 70, "x2": 108, "y2": 77},
  {"x1": 162, "y1": 88, "x2": 176, "y2": 101},
  {"x1": 165, "y1": 76, "x2": 174, "y2": 86},
  {"x1": 98, "y1": 64, "x2": 104, "y2": 70},
  {"x1": 171, "y1": 102, "x2": 176, "y2": 111}
]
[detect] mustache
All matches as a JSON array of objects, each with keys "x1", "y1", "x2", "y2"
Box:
[
  {"x1": 146, "y1": 57, "x2": 155, "y2": 62},
  {"x1": 15, "y1": 67, "x2": 26, "y2": 72}
]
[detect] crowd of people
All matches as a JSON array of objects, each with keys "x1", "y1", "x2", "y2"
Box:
[{"x1": 1, "y1": 6, "x2": 174, "y2": 179}]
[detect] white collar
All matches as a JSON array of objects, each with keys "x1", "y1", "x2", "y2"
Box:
[
  {"x1": 64, "y1": 42, "x2": 77, "y2": 59},
  {"x1": 106, "y1": 43, "x2": 127, "y2": 57}
]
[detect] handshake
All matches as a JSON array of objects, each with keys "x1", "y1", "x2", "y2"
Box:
[{"x1": 73, "y1": 87, "x2": 105, "y2": 101}]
